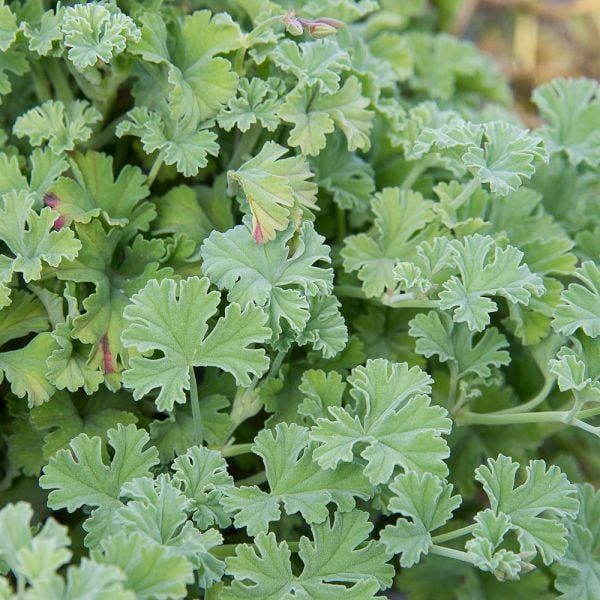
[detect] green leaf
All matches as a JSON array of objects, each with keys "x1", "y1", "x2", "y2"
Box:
[
  {"x1": 61, "y1": 3, "x2": 140, "y2": 69},
  {"x1": 0, "y1": 502, "x2": 70, "y2": 578},
  {"x1": 0, "y1": 148, "x2": 68, "y2": 205},
  {"x1": 39, "y1": 424, "x2": 159, "y2": 545},
  {"x1": 115, "y1": 475, "x2": 224, "y2": 588},
  {"x1": 532, "y1": 78, "x2": 600, "y2": 167},
  {"x1": 116, "y1": 106, "x2": 219, "y2": 177},
  {"x1": 271, "y1": 39, "x2": 351, "y2": 94},
  {"x1": 0, "y1": 191, "x2": 81, "y2": 304},
  {"x1": 0, "y1": 333, "x2": 57, "y2": 407},
  {"x1": 121, "y1": 276, "x2": 271, "y2": 411},
  {"x1": 381, "y1": 472, "x2": 461, "y2": 567},
  {"x1": 298, "y1": 369, "x2": 346, "y2": 423},
  {"x1": 555, "y1": 484, "x2": 600, "y2": 599},
  {"x1": 438, "y1": 234, "x2": 544, "y2": 332},
  {"x1": 553, "y1": 262, "x2": 600, "y2": 338},
  {"x1": 0, "y1": 2, "x2": 17, "y2": 52},
  {"x1": 56, "y1": 221, "x2": 172, "y2": 378},
  {"x1": 295, "y1": 294, "x2": 348, "y2": 358},
  {"x1": 221, "y1": 423, "x2": 372, "y2": 535},
  {"x1": 409, "y1": 311, "x2": 510, "y2": 379},
  {"x1": 311, "y1": 358, "x2": 451, "y2": 485},
  {"x1": 201, "y1": 220, "x2": 333, "y2": 343},
  {"x1": 462, "y1": 121, "x2": 547, "y2": 195},
  {"x1": 227, "y1": 141, "x2": 318, "y2": 243},
  {"x1": 310, "y1": 134, "x2": 375, "y2": 211},
  {"x1": 474, "y1": 454, "x2": 579, "y2": 565},
  {"x1": 47, "y1": 151, "x2": 151, "y2": 229},
  {"x1": 549, "y1": 335, "x2": 600, "y2": 399},
  {"x1": 0, "y1": 290, "x2": 48, "y2": 346},
  {"x1": 342, "y1": 188, "x2": 435, "y2": 298},
  {"x1": 222, "y1": 511, "x2": 393, "y2": 598},
  {"x1": 29, "y1": 390, "x2": 138, "y2": 463},
  {"x1": 217, "y1": 77, "x2": 282, "y2": 132},
  {"x1": 131, "y1": 11, "x2": 241, "y2": 122},
  {"x1": 279, "y1": 76, "x2": 373, "y2": 156},
  {"x1": 13, "y1": 101, "x2": 101, "y2": 154},
  {"x1": 172, "y1": 446, "x2": 234, "y2": 530},
  {"x1": 95, "y1": 532, "x2": 192, "y2": 600}
]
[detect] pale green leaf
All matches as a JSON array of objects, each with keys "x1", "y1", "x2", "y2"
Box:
[
  {"x1": 221, "y1": 423, "x2": 372, "y2": 535},
  {"x1": 311, "y1": 358, "x2": 450, "y2": 484},
  {"x1": 121, "y1": 276, "x2": 271, "y2": 411}
]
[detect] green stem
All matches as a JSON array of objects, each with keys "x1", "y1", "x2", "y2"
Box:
[
  {"x1": 447, "y1": 364, "x2": 459, "y2": 411},
  {"x1": 452, "y1": 176, "x2": 480, "y2": 208},
  {"x1": 146, "y1": 151, "x2": 165, "y2": 187},
  {"x1": 189, "y1": 367, "x2": 203, "y2": 444},
  {"x1": 432, "y1": 524, "x2": 476, "y2": 544},
  {"x1": 334, "y1": 285, "x2": 366, "y2": 299},
  {"x1": 244, "y1": 14, "x2": 285, "y2": 47},
  {"x1": 237, "y1": 470, "x2": 267, "y2": 487},
  {"x1": 30, "y1": 60, "x2": 52, "y2": 102},
  {"x1": 401, "y1": 158, "x2": 433, "y2": 190},
  {"x1": 494, "y1": 376, "x2": 555, "y2": 414},
  {"x1": 266, "y1": 350, "x2": 287, "y2": 381},
  {"x1": 227, "y1": 125, "x2": 262, "y2": 170},
  {"x1": 430, "y1": 544, "x2": 476, "y2": 565},
  {"x1": 382, "y1": 294, "x2": 439, "y2": 309},
  {"x1": 85, "y1": 115, "x2": 127, "y2": 150},
  {"x1": 219, "y1": 443, "x2": 254, "y2": 458},
  {"x1": 336, "y1": 206, "x2": 347, "y2": 244},
  {"x1": 456, "y1": 408, "x2": 600, "y2": 437},
  {"x1": 46, "y1": 59, "x2": 74, "y2": 104}
]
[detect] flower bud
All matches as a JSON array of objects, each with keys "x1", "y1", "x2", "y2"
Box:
[
  {"x1": 306, "y1": 22, "x2": 339, "y2": 38},
  {"x1": 285, "y1": 17, "x2": 304, "y2": 36}
]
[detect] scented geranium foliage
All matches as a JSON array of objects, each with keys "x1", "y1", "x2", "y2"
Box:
[{"x1": 1, "y1": 0, "x2": 599, "y2": 598}]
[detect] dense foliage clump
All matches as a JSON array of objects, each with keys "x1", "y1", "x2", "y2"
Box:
[{"x1": 1, "y1": 1, "x2": 600, "y2": 598}]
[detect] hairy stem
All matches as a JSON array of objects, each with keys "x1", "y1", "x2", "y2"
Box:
[
  {"x1": 456, "y1": 408, "x2": 600, "y2": 437},
  {"x1": 266, "y1": 350, "x2": 287, "y2": 381},
  {"x1": 30, "y1": 60, "x2": 52, "y2": 103},
  {"x1": 227, "y1": 125, "x2": 262, "y2": 170},
  {"x1": 334, "y1": 285, "x2": 366, "y2": 299},
  {"x1": 430, "y1": 544, "x2": 476, "y2": 564},
  {"x1": 146, "y1": 151, "x2": 165, "y2": 187},
  {"x1": 237, "y1": 470, "x2": 267, "y2": 487},
  {"x1": 431, "y1": 524, "x2": 476, "y2": 544},
  {"x1": 46, "y1": 59, "x2": 74, "y2": 104},
  {"x1": 452, "y1": 176, "x2": 480, "y2": 208},
  {"x1": 401, "y1": 157, "x2": 434, "y2": 190},
  {"x1": 189, "y1": 366, "x2": 203, "y2": 444},
  {"x1": 494, "y1": 375, "x2": 556, "y2": 414},
  {"x1": 218, "y1": 443, "x2": 254, "y2": 458}
]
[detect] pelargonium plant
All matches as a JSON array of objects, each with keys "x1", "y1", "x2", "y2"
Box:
[{"x1": 1, "y1": 0, "x2": 599, "y2": 598}]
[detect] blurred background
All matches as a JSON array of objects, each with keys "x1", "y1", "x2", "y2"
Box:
[{"x1": 454, "y1": 0, "x2": 600, "y2": 123}]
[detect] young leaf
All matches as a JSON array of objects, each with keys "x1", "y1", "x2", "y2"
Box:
[
  {"x1": 0, "y1": 191, "x2": 81, "y2": 306},
  {"x1": 279, "y1": 76, "x2": 373, "y2": 156},
  {"x1": 227, "y1": 141, "x2": 318, "y2": 243},
  {"x1": 121, "y1": 276, "x2": 271, "y2": 411},
  {"x1": 409, "y1": 311, "x2": 510, "y2": 379},
  {"x1": 221, "y1": 423, "x2": 372, "y2": 535},
  {"x1": 342, "y1": 188, "x2": 435, "y2": 298},
  {"x1": 116, "y1": 106, "x2": 219, "y2": 177},
  {"x1": 61, "y1": 3, "x2": 140, "y2": 69},
  {"x1": 201, "y1": 220, "x2": 333, "y2": 343},
  {"x1": 217, "y1": 77, "x2": 282, "y2": 133},
  {"x1": 474, "y1": 455, "x2": 579, "y2": 565},
  {"x1": 271, "y1": 38, "x2": 351, "y2": 94},
  {"x1": 381, "y1": 472, "x2": 461, "y2": 567},
  {"x1": 13, "y1": 100, "x2": 101, "y2": 154},
  {"x1": 555, "y1": 484, "x2": 600, "y2": 599},
  {"x1": 172, "y1": 446, "x2": 234, "y2": 530},
  {"x1": 553, "y1": 262, "x2": 600, "y2": 338},
  {"x1": 438, "y1": 234, "x2": 544, "y2": 332},
  {"x1": 310, "y1": 358, "x2": 451, "y2": 484},
  {"x1": 533, "y1": 78, "x2": 600, "y2": 167},
  {"x1": 39, "y1": 424, "x2": 159, "y2": 545},
  {"x1": 222, "y1": 511, "x2": 393, "y2": 598}
]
